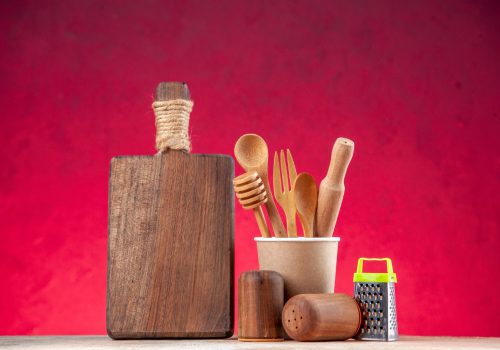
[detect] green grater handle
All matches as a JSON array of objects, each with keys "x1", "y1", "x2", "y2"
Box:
[
  {"x1": 356, "y1": 258, "x2": 394, "y2": 274},
  {"x1": 353, "y1": 257, "x2": 397, "y2": 283}
]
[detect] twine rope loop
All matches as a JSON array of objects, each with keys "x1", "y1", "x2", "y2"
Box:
[{"x1": 152, "y1": 99, "x2": 193, "y2": 153}]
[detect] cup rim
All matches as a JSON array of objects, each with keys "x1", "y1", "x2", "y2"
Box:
[{"x1": 254, "y1": 237, "x2": 340, "y2": 242}]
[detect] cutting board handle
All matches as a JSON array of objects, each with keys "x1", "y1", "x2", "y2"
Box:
[
  {"x1": 153, "y1": 82, "x2": 193, "y2": 153},
  {"x1": 155, "y1": 82, "x2": 191, "y2": 101}
]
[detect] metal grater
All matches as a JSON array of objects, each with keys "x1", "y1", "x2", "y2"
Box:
[{"x1": 353, "y1": 258, "x2": 398, "y2": 341}]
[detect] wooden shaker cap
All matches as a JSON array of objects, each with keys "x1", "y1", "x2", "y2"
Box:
[
  {"x1": 238, "y1": 271, "x2": 284, "y2": 342},
  {"x1": 282, "y1": 293, "x2": 361, "y2": 341}
]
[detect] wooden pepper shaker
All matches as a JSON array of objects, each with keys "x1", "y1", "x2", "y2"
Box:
[
  {"x1": 282, "y1": 293, "x2": 361, "y2": 341},
  {"x1": 238, "y1": 271, "x2": 284, "y2": 342}
]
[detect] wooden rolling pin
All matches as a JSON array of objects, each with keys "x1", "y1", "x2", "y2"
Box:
[{"x1": 316, "y1": 138, "x2": 354, "y2": 237}]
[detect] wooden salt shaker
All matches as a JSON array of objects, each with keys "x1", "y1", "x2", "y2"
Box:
[
  {"x1": 238, "y1": 271, "x2": 284, "y2": 342},
  {"x1": 282, "y1": 293, "x2": 361, "y2": 341}
]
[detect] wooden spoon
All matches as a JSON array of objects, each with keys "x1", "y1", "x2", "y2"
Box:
[
  {"x1": 233, "y1": 171, "x2": 270, "y2": 238},
  {"x1": 234, "y1": 134, "x2": 286, "y2": 238},
  {"x1": 293, "y1": 173, "x2": 318, "y2": 238}
]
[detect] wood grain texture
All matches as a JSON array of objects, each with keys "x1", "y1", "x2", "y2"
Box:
[
  {"x1": 238, "y1": 271, "x2": 284, "y2": 341},
  {"x1": 107, "y1": 151, "x2": 234, "y2": 339},
  {"x1": 282, "y1": 293, "x2": 361, "y2": 341}
]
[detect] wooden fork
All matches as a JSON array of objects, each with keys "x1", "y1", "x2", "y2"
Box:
[{"x1": 273, "y1": 149, "x2": 298, "y2": 237}]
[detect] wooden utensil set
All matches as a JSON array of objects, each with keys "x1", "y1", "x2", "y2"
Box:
[
  {"x1": 234, "y1": 134, "x2": 359, "y2": 342},
  {"x1": 234, "y1": 134, "x2": 354, "y2": 238},
  {"x1": 106, "y1": 82, "x2": 375, "y2": 344}
]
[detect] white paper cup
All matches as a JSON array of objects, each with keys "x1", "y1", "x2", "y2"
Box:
[{"x1": 255, "y1": 237, "x2": 340, "y2": 299}]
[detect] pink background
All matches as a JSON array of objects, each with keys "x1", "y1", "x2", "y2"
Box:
[{"x1": 1, "y1": 0, "x2": 499, "y2": 337}]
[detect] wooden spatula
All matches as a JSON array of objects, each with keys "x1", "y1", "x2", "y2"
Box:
[{"x1": 107, "y1": 82, "x2": 234, "y2": 339}]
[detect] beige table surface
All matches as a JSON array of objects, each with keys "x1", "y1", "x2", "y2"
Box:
[{"x1": 1, "y1": 336, "x2": 499, "y2": 349}]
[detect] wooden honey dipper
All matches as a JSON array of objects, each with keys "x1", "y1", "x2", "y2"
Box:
[{"x1": 233, "y1": 171, "x2": 271, "y2": 238}]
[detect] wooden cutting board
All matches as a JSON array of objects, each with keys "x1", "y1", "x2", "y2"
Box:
[{"x1": 106, "y1": 82, "x2": 234, "y2": 339}]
